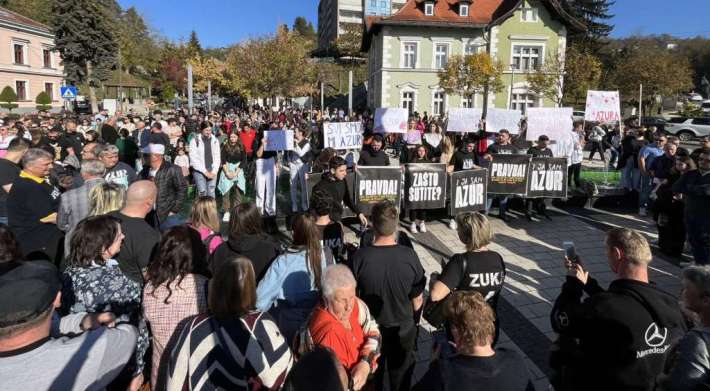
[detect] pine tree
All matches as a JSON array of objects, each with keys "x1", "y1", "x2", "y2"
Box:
[
  {"x1": 53, "y1": 0, "x2": 118, "y2": 113},
  {"x1": 293, "y1": 17, "x2": 316, "y2": 41},
  {"x1": 564, "y1": 0, "x2": 615, "y2": 49},
  {"x1": 186, "y1": 30, "x2": 203, "y2": 59}
]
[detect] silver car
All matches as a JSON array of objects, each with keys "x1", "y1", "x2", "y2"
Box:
[{"x1": 666, "y1": 117, "x2": 710, "y2": 141}]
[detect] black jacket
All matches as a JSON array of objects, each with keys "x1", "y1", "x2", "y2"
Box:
[
  {"x1": 311, "y1": 172, "x2": 359, "y2": 219},
  {"x1": 550, "y1": 277, "x2": 687, "y2": 391},
  {"x1": 357, "y1": 147, "x2": 390, "y2": 166},
  {"x1": 139, "y1": 161, "x2": 187, "y2": 223},
  {"x1": 209, "y1": 234, "x2": 282, "y2": 282}
]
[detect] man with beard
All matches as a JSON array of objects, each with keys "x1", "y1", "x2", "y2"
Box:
[
  {"x1": 98, "y1": 144, "x2": 137, "y2": 189},
  {"x1": 357, "y1": 134, "x2": 390, "y2": 166}
]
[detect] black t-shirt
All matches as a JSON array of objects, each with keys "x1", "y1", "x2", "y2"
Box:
[
  {"x1": 439, "y1": 251, "x2": 506, "y2": 311},
  {"x1": 7, "y1": 175, "x2": 62, "y2": 253},
  {"x1": 0, "y1": 159, "x2": 20, "y2": 218},
  {"x1": 487, "y1": 143, "x2": 519, "y2": 155},
  {"x1": 149, "y1": 132, "x2": 170, "y2": 150},
  {"x1": 58, "y1": 132, "x2": 85, "y2": 161},
  {"x1": 413, "y1": 349, "x2": 535, "y2": 391},
  {"x1": 101, "y1": 124, "x2": 119, "y2": 145},
  {"x1": 351, "y1": 244, "x2": 426, "y2": 327},
  {"x1": 451, "y1": 150, "x2": 479, "y2": 171},
  {"x1": 527, "y1": 146, "x2": 553, "y2": 157},
  {"x1": 105, "y1": 162, "x2": 137, "y2": 189},
  {"x1": 108, "y1": 211, "x2": 160, "y2": 284},
  {"x1": 317, "y1": 221, "x2": 344, "y2": 259},
  {"x1": 358, "y1": 148, "x2": 390, "y2": 166}
]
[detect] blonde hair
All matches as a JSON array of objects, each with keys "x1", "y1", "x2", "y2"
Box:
[
  {"x1": 605, "y1": 227, "x2": 652, "y2": 265},
  {"x1": 190, "y1": 196, "x2": 221, "y2": 232},
  {"x1": 89, "y1": 182, "x2": 125, "y2": 216},
  {"x1": 455, "y1": 212, "x2": 492, "y2": 252},
  {"x1": 445, "y1": 291, "x2": 495, "y2": 348}
]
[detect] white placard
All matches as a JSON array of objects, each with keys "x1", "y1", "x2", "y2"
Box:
[
  {"x1": 373, "y1": 108, "x2": 408, "y2": 134},
  {"x1": 102, "y1": 99, "x2": 117, "y2": 116},
  {"x1": 447, "y1": 108, "x2": 483, "y2": 133},
  {"x1": 486, "y1": 108, "x2": 522, "y2": 134},
  {"x1": 264, "y1": 130, "x2": 294, "y2": 151},
  {"x1": 324, "y1": 122, "x2": 364, "y2": 150},
  {"x1": 526, "y1": 107, "x2": 574, "y2": 141},
  {"x1": 585, "y1": 90, "x2": 621, "y2": 123}
]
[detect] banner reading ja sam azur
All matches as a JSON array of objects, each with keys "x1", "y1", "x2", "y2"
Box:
[
  {"x1": 487, "y1": 154, "x2": 531, "y2": 196},
  {"x1": 355, "y1": 166, "x2": 402, "y2": 215},
  {"x1": 526, "y1": 157, "x2": 568, "y2": 198},
  {"x1": 449, "y1": 169, "x2": 488, "y2": 215},
  {"x1": 404, "y1": 163, "x2": 447, "y2": 210}
]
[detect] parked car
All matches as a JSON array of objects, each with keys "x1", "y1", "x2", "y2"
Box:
[
  {"x1": 702, "y1": 100, "x2": 710, "y2": 114},
  {"x1": 624, "y1": 116, "x2": 668, "y2": 133},
  {"x1": 689, "y1": 93, "x2": 704, "y2": 102},
  {"x1": 665, "y1": 117, "x2": 710, "y2": 141}
]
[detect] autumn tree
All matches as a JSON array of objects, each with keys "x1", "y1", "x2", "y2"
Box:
[
  {"x1": 293, "y1": 17, "x2": 316, "y2": 41},
  {"x1": 439, "y1": 53, "x2": 505, "y2": 101},
  {"x1": 191, "y1": 56, "x2": 226, "y2": 93},
  {"x1": 116, "y1": 7, "x2": 159, "y2": 76},
  {"x1": 335, "y1": 23, "x2": 364, "y2": 59},
  {"x1": 563, "y1": 46, "x2": 603, "y2": 106}
]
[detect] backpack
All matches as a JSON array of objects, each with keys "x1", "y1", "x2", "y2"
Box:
[{"x1": 203, "y1": 232, "x2": 220, "y2": 254}]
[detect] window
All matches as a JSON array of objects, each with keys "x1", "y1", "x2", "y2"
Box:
[
  {"x1": 692, "y1": 118, "x2": 710, "y2": 126},
  {"x1": 403, "y1": 42, "x2": 417, "y2": 69},
  {"x1": 521, "y1": 7, "x2": 539, "y2": 22},
  {"x1": 433, "y1": 92, "x2": 445, "y2": 116},
  {"x1": 435, "y1": 43, "x2": 449, "y2": 69},
  {"x1": 43, "y1": 49, "x2": 52, "y2": 68},
  {"x1": 464, "y1": 43, "x2": 479, "y2": 56},
  {"x1": 462, "y1": 94, "x2": 474, "y2": 108},
  {"x1": 424, "y1": 2, "x2": 434, "y2": 16},
  {"x1": 13, "y1": 43, "x2": 25, "y2": 65},
  {"x1": 15, "y1": 81, "x2": 27, "y2": 101},
  {"x1": 44, "y1": 83, "x2": 53, "y2": 100},
  {"x1": 460, "y1": 4, "x2": 469, "y2": 16},
  {"x1": 402, "y1": 91, "x2": 415, "y2": 115},
  {"x1": 512, "y1": 45, "x2": 542, "y2": 71},
  {"x1": 511, "y1": 93, "x2": 537, "y2": 112}
]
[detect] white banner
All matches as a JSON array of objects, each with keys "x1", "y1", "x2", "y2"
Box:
[
  {"x1": 486, "y1": 108, "x2": 522, "y2": 135},
  {"x1": 324, "y1": 122, "x2": 364, "y2": 150},
  {"x1": 264, "y1": 130, "x2": 294, "y2": 151},
  {"x1": 447, "y1": 108, "x2": 482, "y2": 133},
  {"x1": 526, "y1": 107, "x2": 574, "y2": 142},
  {"x1": 373, "y1": 108, "x2": 408, "y2": 134},
  {"x1": 585, "y1": 90, "x2": 621, "y2": 123}
]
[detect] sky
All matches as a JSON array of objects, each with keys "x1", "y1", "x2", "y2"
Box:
[{"x1": 117, "y1": 0, "x2": 710, "y2": 48}]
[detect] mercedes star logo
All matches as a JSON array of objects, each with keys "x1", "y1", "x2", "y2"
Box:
[{"x1": 644, "y1": 322, "x2": 668, "y2": 348}]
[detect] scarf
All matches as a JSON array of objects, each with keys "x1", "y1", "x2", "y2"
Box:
[{"x1": 202, "y1": 135, "x2": 213, "y2": 172}]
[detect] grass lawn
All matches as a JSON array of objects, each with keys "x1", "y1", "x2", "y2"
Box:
[{"x1": 580, "y1": 170, "x2": 621, "y2": 185}]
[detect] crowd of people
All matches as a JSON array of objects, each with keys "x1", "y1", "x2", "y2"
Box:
[{"x1": 0, "y1": 104, "x2": 708, "y2": 391}]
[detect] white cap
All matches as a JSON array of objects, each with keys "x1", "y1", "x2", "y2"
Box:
[{"x1": 142, "y1": 143, "x2": 165, "y2": 155}]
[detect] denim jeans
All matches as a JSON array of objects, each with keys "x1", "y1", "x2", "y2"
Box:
[
  {"x1": 193, "y1": 171, "x2": 217, "y2": 198},
  {"x1": 687, "y1": 215, "x2": 710, "y2": 265},
  {"x1": 486, "y1": 196, "x2": 509, "y2": 215},
  {"x1": 638, "y1": 175, "x2": 653, "y2": 209},
  {"x1": 0, "y1": 216, "x2": 7, "y2": 226},
  {"x1": 159, "y1": 214, "x2": 184, "y2": 232}
]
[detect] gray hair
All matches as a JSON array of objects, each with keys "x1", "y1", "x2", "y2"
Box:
[
  {"x1": 683, "y1": 265, "x2": 710, "y2": 297},
  {"x1": 80, "y1": 159, "x2": 106, "y2": 177},
  {"x1": 21, "y1": 148, "x2": 53, "y2": 167},
  {"x1": 321, "y1": 264, "x2": 356, "y2": 300},
  {"x1": 96, "y1": 144, "x2": 119, "y2": 157}
]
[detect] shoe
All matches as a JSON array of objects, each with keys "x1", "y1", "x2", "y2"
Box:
[
  {"x1": 419, "y1": 222, "x2": 427, "y2": 233},
  {"x1": 449, "y1": 219, "x2": 457, "y2": 230},
  {"x1": 410, "y1": 222, "x2": 418, "y2": 233},
  {"x1": 542, "y1": 212, "x2": 552, "y2": 221},
  {"x1": 639, "y1": 207, "x2": 647, "y2": 217},
  {"x1": 222, "y1": 212, "x2": 230, "y2": 222},
  {"x1": 525, "y1": 212, "x2": 533, "y2": 222}
]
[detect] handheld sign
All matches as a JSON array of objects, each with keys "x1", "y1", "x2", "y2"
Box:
[
  {"x1": 487, "y1": 108, "x2": 522, "y2": 134},
  {"x1": 526, "y1": 157, "x2": 568, "y2": 198},
  {"x1": 449, "y1": 169, "x2": 488, "y2": 215},
  {"x1": 355, "y1": 166, "x2": 402, "y2": 214},
  {"x1": 487, "y1": 154, "x2": 531, "y2": 196},
  {"x1": 404, "y1": 163, "x2": 447, "y2": 210},
  {"x1": 324, "y1": 122, "x2": 363, "y2": 150},
  {"x1": 585, "y1": 91, "x2": 621, "y2": 123},
  {"x1": 264, "y1": 130, "x2": 294, "y2": 151},
  {"x1": 373, "y1": 108, "x2": 408, "y2": 134},
  {"x1": 447, "y1": 108, "x2": 482, "y2": 133},
  {"x1": 526, "y1": 107, "x2": 573, "y2": 142}
]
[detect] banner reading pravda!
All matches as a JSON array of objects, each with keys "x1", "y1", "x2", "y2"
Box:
[
  {"x1": 487, "y1": 154, "x2": 531, "y2": 196},
  {"x1": 449, "y1": 169, "x2": 488, "y2": 215},
  {"x1": 404, "y1": 163, "x2": 447, "y2": 210},
  {"x1": 526, "y1": 157, "x2": 568, "y2": 198},
  {"x1": 355, "y1": 166, "x2": 402, "y2": 214}
]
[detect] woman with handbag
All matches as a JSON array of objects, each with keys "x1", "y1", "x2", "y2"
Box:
[{"x1": 425, "y1": 212, "x2": 506, "y2": 343}]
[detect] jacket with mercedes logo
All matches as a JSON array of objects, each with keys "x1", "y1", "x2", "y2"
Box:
[{"x1": 550, "y1": 277, "x2": 687, "y2": 391}]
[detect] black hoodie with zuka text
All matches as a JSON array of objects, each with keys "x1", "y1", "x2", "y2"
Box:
[{"x1": 550, "y1": 276, "x2": 687, "y2": 391}]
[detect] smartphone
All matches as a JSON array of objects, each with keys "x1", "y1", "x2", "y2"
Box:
[{"x1": 563, "y1": 241, "x2": 578, "y2": 263}]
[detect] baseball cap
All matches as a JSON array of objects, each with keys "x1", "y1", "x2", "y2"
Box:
[
  {"x1": 142, "y1": 143, "x2": 165, "y2": 155},
  {"x1": 0, "y1": 261, "x2": 61, "y2": 327}
]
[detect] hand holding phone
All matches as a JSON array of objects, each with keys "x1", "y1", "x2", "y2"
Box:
[{"x1": 563, "y1": 241, "x2": 579, "y2": 265}]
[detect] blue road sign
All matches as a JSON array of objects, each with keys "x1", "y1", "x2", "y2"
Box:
[{"x1": 60, "y1": 86, "x2": 77, "y2": 100}]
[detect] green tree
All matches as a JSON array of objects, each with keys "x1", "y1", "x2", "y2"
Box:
[
  {"x1": 334, "y1": 23, "x2": 363, "y2": 59},
  {"x1": 563, "y1": 46, "x2": 603, "y2": 106},
  {"x1": 2, "y1": 0, "x2": 53, "y2": 25},
  {"x1": 116, "y1": 7, "x2": 159, "y2": 76},
  {"x1": 186, "y1": 30, "x2": 203, "y2": 59},
  {"x1": 35, "y1": 91, "x2": 52, "y2": 111},
  {"x1": 53, "y1": 0, "x2": 118, "y2": 113},
  {"x1": 564, "y1": 0, "x2": 615, "y2": 50},
  {"x1": 0, "y1": 86, "x2": 18, "y2": 112},
  {"x1": 293, "y1": 17, "x2": 316, "y2": 41},
  {"x1": 439, "y1": 53, "x2": 505, "y2": 100},
  {"x1": 160, "y1": 84, "x2": 176, "y2": 103}
]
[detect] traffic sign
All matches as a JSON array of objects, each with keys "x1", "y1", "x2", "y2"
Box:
[{"x1": 60, "y1": 86, "x2": 77, "y2": 100}]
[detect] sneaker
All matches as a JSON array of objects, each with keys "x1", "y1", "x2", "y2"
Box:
[
  {"x1": 419, "y1": 222, "x2": 427, "y2": 233},
  {"x1": 222, "y1": 212, "x2": 231, "y2": 222},
  {"x1": 639, "y1": 207, "x2": 647, "y2": 217},
  {"x1": 449, "y1": 219, "x2": 457, "y2": 230},
  {"x1": 410, "y1": 222, "x2": 418, "y2": 233}
]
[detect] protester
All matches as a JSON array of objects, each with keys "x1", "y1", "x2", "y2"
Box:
[
  {"x1": 58, "y1": 119, "x2": 85, "y2": 161},
  {"x1": 307, "y1": 264, "x2": 381, "y2": 391},
  {"x1": 98, "y1": 144, "x2": 137, "y2": 189},
  {"x1": 0, "y1": 223, "x2": 23, "y2": 262},
  {"x1": 588, "y1": 125, "x2": 606, "y2": 162},
  {"x1": 188, "y1": 196, "x2": 223, "y2": 254},
  {"x1": 312, "y1": 156, "x2": 367, "y2": 226},
  {"x1": 116, "y1": 128, "x2": 139, "y2": 167},
  {"x1": 88, "y1": 181, "x2": 125, "y2": 216},
  {"x1": 0, "y1": 123, "x2": 16, "y2": 158},
  {"x1": 311, "y1": 189, "x2": 345, "y2": 262},
  {"x1": 138, "y1": 143, "x2": 187, "y2": 229},
  {"x1": 690, "y1": 136, "x2": 710, "y2": 165},
  {"x1": 219, "y1": 131, "x2": 246, "y2": 222},
  {"x1": 408, "y1": 144, "x2": 432, "y2": 233},
  {"x1": 638, "y1": 133, "x2": 667, "y2": 216},
  {"x1": 254, "y1": 127, "x2": 279, "y2": 217},
  {"x1": 108, "y1": 180, "x2": 160, "y2": 284},
  {"x1": 653, "y1": 155, "x2": 694, "y2": 258},
  {"x1": 289, "y1": 126, "x2": 313, "y2": 213},
  {"x1": 567, "y1": 122, "x2": 585, "y2": 188},
  {"x1": 0, "y1": 260, "x2": 137, "y2": 390},
  {"x1": 210, "y1": 202, "x2": 281, "y2": 281},
  {"x1": 143, "y1": 226, "x2": 210, "y2": 389},
  {"x1": 423, "y1": 122, "x2": 444, "y2": 162},
  {"x1": 256, "y1": 213, "x2": 331, "y2": 342},
  {"x1": 0, "y1": 138, "x2": 29, "y2": 225},
  {"x1": 285, "y1": 346, "x2": 348, "y2": 391},
  {"x1": 351, "y1": 200, "x2": 426, "y2": 391},
  {"x1": 673, "y1": 148, "x2": 710, "y2": 266},
  {"x1": 7, "y1": 148, "x2": 62, "y2": 261},
  {"x1": 526, "y1": 135, "x2": 553, "y2": 220},
  {"x1": 357, "y1": 134, "x2": 390, "y2": 166},
  {"x1": 61, "y1": 215, "x2": 148, "y2": 390},
  {"x1": 58, "y1": 159, "x2": 106, "y2": 254},
  {"x1": 148, "y1": 121, "x2": 170, "y2": 150},
  {"x1": 549, "y1": 227, "x2": 686, "y2": 390},
  {"x1": 484, "y1": 130, "x2": 519, "y2": 221},
  {"x1": 166, "y1": 256, "x2": 293, "y2": 390},
  {"x1": 189, "y1": 121, "x2": 221, "y2": 198},
  {"x1": 80, "y1": 141, "x2": 99, "y2": 161}
]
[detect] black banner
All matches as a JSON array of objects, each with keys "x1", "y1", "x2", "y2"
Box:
[
  {"x1": 526, "y1": 157, "x2": 568, "y2": 198},
  {"x1": 355, "y1": 166, "x2": 402, "y2": 215},
  {"x1": 449, "y1": 169, "x2": 488, "y2": 215},
  {"x1": 404, "y1": 163, "x2": 447, "y2": 210},
  {"x1": 487, "y1": 154, "x2": 531, "y2": 196}
]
